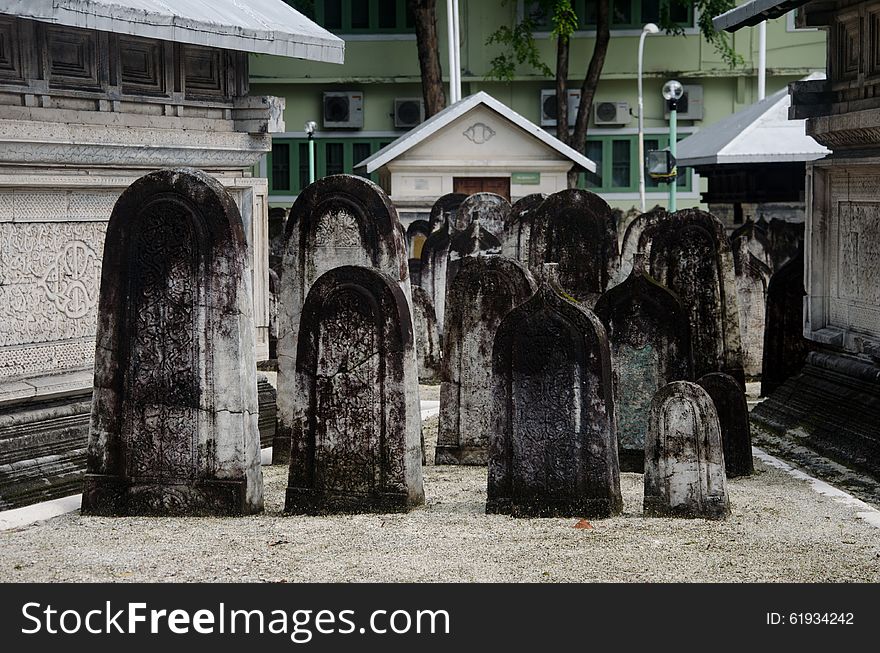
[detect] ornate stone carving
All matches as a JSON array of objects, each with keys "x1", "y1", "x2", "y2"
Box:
[
  {"x1": 463, "y1": 122, "x2": 496, "y2": 144},
  {"x1": 314, "y1": 208, "x2": 361, "y2": 247}
]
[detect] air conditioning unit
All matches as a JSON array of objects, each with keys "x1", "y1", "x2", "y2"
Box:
[
  {"x1": 540, "y1": 89, "x2": 581, "y2": 127},
  {"x1": 323, "y1": 91, "x2": 364, "y2": 128},
  {"x1": 394, "y1": 98, "x2": 425, "y2": 129},
  {"x1": 593, "y1": 101, "x2": 631, "y2": 126},
  {"x1": 664, "y1": 84, "x2": 704, "y2": 120}
]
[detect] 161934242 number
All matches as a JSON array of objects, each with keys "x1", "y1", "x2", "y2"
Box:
[{"x1": 766, "y1": 613, "x2": 854, "y2": 625}]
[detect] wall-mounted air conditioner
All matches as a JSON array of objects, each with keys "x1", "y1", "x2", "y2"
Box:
[
  {"x1": 540, "y1": 89, "x2": 581, "y2": 126},
  {"x1": 394, "y1": 98, "x2": 425, "y2": 128},
  {"x1": 593, "y1": 101, "x2": 632, "y2": 126},
  {"x1": 323, "y1": 91, "x2": 364, "y2": 128},
  {"x1": 664, "y1": 84, "x2": 704, "y2": 120}
]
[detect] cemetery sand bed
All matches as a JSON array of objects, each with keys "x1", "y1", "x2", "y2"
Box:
[{"x1": 2, "y1": 416, "x2": 879, "y2": 583}]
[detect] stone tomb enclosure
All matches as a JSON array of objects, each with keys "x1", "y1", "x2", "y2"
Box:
[
  {"x1": 284, "y1": 266, "x2": 424, "y2": 514},
  {"x1": 487, "y1": 283, "x2": 623, "y2": 518},
  {"x1": 82, "y1": 168, "x2": 263, "y2": 517},
  {"x1": 437, "y1": 256, "x2": 536, "y2": 465}
]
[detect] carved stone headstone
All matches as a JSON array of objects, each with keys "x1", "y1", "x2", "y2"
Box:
[
  {"x1": 761, "y1": 248, "x2": 812, "y2": 396},
  {"x1": 284, "y1": 266, "x2": 424, "y2": 514},
  {"x1": 697, "y1": 372, "x2": 753, "y2": 477},
  {"x1": 412, "y1": 285, "x2": 442, "y2": 384},
  {"x1": 528, "y1": 189, "x2": 619, "y2": 306},
  {"x1": 82, "y1": 168, "x2": 263, "y2": 516},
  {"x1": 487, "y1": 283, "x2": 623, "y2": 518},
  {"x1": 594, "y1": 255, "x2": 693, "y2": 471},
  {"x1": 453, "y1": 192, "x2": 510, "y2": 237},
  {"x1": 502, "y1": 192, "x2": 545, "y2": 264},
  {"x1": 437, "y1": 256, "x2": 536, "y2": 464},
  {"x1": 641, "y1": 209, "x2": 745, "y2": 385},
  {"x1": 615, "y1": 207, "x2": 669, "y2": 285},
  {"x1": 644, "y1": 381, "x2": 730, "y2": 519},
  {"x1": 731, "y1": 232, "x2": 771, "y2": 379},
  {"x1": 419, "y1": 225, "x2": 451, "y2": 333},
  {"x1": 446, "y1": 220, "x2": 503, "y2": 289},
  {"x1": 429, "y1": 192, "x2": 467, "y2": 233},
  {"x1": 405, "y1": 219, "x2": 431, "y2": 286},
  {"x1": 276, "y1": 174, "x2": 409, "y2": 464}
]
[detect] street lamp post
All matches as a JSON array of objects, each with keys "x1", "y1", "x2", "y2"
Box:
[
  {"x1": 637, "y1": 23, "x2": 659, "y2": 213},
  {"x1": 661, "y1": 80, "x2": 684, "y2": 212},
  {"x1": 304, "y1": 120, "x2": 317, "y2": 184}
]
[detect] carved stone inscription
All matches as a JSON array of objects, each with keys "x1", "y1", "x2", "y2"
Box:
[{"x1": 835, "y1": 202, "x2": 880, "y2": 335}]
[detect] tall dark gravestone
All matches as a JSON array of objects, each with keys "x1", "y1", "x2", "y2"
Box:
[
  {"x1": 436, "y1": 257, "x2": 536, "y2": 464},
  {"x1": 698, "y1": 372, "x2": 754, "y2": 477},
  {"x1": 487, "y1": 283, "x2": 623, "y2": 518},
  {"x1": 502, "y1": 193, "x2": 545, "y2": 265},
  {"x1": 528, "y1": 189, "x2": 619, "y2": 306},
  {"x1": 284, "y1": 266, "x2": 424, "y2": 514},
  {"x1": 594, "y1": 255, "x2": 693, "y2": 471},
  {"x1": 275, "y1": 175, "x2": 409, "y2": 464},
  {"x1": 644, "y1": 381, "x2": 730, "y2": 519},
  {"x1": 730, "y1": 221, "x2": 773, "y2": 379},
  {"x1": 81, "y1": 168, "x2": 263, "y2": 516}
]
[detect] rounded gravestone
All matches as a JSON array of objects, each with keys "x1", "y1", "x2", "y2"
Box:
[
  {"x1": 454, "y1": 192, "x2": 510, "y2": 238},
  {"x1": 502, "y1": 193, "x2": 545, "y2": 264},
  {"x1": 429, "y1": 193, "x2": 467, "y2": 232},
  {"x1": 698, "y1": 372, "x2": 754, "y2": 477}
]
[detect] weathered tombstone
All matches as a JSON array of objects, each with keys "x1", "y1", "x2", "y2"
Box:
[
  {"x1": 81, "y1": 168, "x2": 263, "y2": 516},
  {"x1": 697, "y1": 372, "x2": 754, "y2": 477},
  {"x1": 487, "y1": 283, "x2": 623, "y2": 518},
  {"x1": 405, "y1": 219, "x2": 431, "y2": 286},
  {"x1": 731, "y1": 231, "x2": 772, "y2": 378},
  {"x1": 284, "y1": 266, "x2": 424, "y2": 514},
  {"x1": 412, "y1": 286, "x2": 442, "y2": 384},
  {"x1": 446, "y1": 220, "x2": 503, "y2": 289},
  {"x1": 437, "y1": 257, "x2": 536, "y2": 464},
  {"x1": 641, "y1": 209, "x2": 746, "y2": 385},
  {"x1": 419, "y1": 226, "x2": 452, "y2": 333},
  {"x1": 429, "y1": 192, "x2": 467, "y2": 233},
  {"x1": 268, "y1": 267, "x2": 280, "y2": 360},
  {"x1": 760, "y1": 247, "x2": 812, "y2": 396},
  {"x1": 268, "y1": 206, "x2": 288, "y2": 277},
  {"x1": 644, "y1": 381, "x2": 730, "y2": 519},
  {"x1": 502, "y1": 193, "x2": 545, "y2": 264},
  {"x1": 615, "y1": 206, "x2": 669, "y2": 285},
  {"x1": 765, "y1": 218, "x2": 804, "y2": 273},
  {"x1": 454, "y1": 192, "x2": 510, "y2": 238},
  {"x1": 276, "y1": 174, "x2": 409, "y2": 465},
  {"x1": 594, "y1": 254, "x2": 693, "y2": 472},
  {"x1": 528, "y1": 188, "x2": 619, "y2": 306}
]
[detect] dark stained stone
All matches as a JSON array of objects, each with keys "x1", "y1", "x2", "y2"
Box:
[
  {"x1": 437, "y1": 257, "x2": 536, "y2": 465},
  {"x1": 698, "y1": 372, "x2": 754, "y2": 477},
  {"x1": 641, "y1": 209, "x2": 745, "y2": 385},
  {"x1": 454, "y1": 192, "x2": 511, "y2": 237},
  {"x1": 446, "y1": 221, "x2": 503, "y2": 289},
  {"x1": 731, "y1": 228, "x2": 772, "y2": 379},
  {"x1": 615, "y1": 206, "x2": 669, "y2": 285},
  {"x1": 275, "y1": 174, "x2": 409, "y2": 465},
  {"x1": 82, "y1": 168, "x2": 263, "y2": 516},
  {"x1": 429, "y1": 193, "x2": 468, "y2": 232},
  {"x1": 594, "y1": 255, "x2": 693, "y2": 472},
  {"x1": 412, "y1": 286, "x2": 442, "y2": 384},
  {"x1": 760, "y1": 247, "x2": 814, "y2": 396},
  {"x1": 528, "y1": 188, "x2": 619, "y2": 306},
  {"x1": 644, "y1": 381, "x2": 730, "y2": 520},
  {"x1": 487, "y1": 283, "x2": 623, "y2": 518},
  {"x1": 419, "y1": 225, "x2": 451, "y2": 333},
  {"x1": 502, "y1": 192, "x2": 545, "y2": 264},
  {"x1": 284, "y1": 265, "x2": 424, "y2": 514}
]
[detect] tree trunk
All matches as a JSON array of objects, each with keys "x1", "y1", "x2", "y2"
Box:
[
  {"x1": 569, "y1": 0, "x2": 611, "y2": 188},
  {"x1": 409, "y1": 0, "x2": 446, "y2": 117},
  {"x1": 555, "y1": 34, "x2": 570, "y2": 146}
]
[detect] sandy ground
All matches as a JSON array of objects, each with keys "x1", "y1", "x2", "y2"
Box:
[{"x1": 2, "y1": 415, "x2": 879, "y2": 583}]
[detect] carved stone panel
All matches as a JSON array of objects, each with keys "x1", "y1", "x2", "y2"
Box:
[
  {"x1": 594, "y1": 257, "x2": 693, "y2": 471},
  {"x1": 488, "y1": 284, "x2": 622, "y2": 518},
  {"x1": 502, "y1": 193, "x2": 545, "y2": 265},
  {"x1": 275, "y1": 174, "x2": 409, "y2": 465},
  {"x1": 437, "y1": 257, "x2": 536, "y2": 465},
  {"x1": 698, "y1": 372, "x2": 754, "y2": 477},
  {"x1": 412, "y1": 286, "x2": 441, "y2": 384},
  {"x1": 644, "y1": 381, "x2": 730, "y2": 519},
  {"x1": 82, "y1": 168, "x2": 263, "y2": 516},
  {"x1": 285, "y1": 266, "x2": 423, "y2": 514},
  {"x1": 529, "y1": 189, "x2": 619, "y2": 307}
]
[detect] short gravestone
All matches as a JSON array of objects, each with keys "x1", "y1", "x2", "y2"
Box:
[
  {"x1": 698, "y1": 372, "x2": 753, "y2": 477},
  {"x1": 642, "y1": 209, "x2": 745, "y2": 385},
  {"x1": 429, "y1": 192, "x2": 467, "y2": 233},
  {"x1": 487, "y1": 283, "x2": 623, "y2": 518},
  {"x1": 437, "y1": 256, "x2": 536, "y2": 464},
  {"x1": 528, "y1": 188, "x2": 619, "y2": 306},
  {"x1": 594, "y1": 254, "x2": 693, "y2": 472},
  {"x1": 275, "y1": 175, "x2": 409, "y2": 464},
  {"x1": 284, "y1": 266, "x2": 424, "y2": 514},
  {"x1": 446, "y1": 220, "x2": 502, "y2": 288},
  {"x1": 453, "y1": 192, "x2": 510, "y2": 238},
  {"x1": 82, "y1": 168, "x2": 263, "y2": 516},
  {"x1": 502, "y1": 193, "x2": 545, "y2": 264},
  {"x1": 644, "y1": 381, "x2": 730, "y2": 519},
  {"x1": 412, "y1": 286, "x2": 442, "y2": 383}
]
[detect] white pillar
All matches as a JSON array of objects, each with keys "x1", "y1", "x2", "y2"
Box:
[
  {"x1": 446, "y1": 0, "x2": 457, "y2": 104},
  {"x1": 758, "y1": 21, "x2": 767, "y2": 100},
  {"x1": 452, "y1": 0, "x2": 462, "y2": 102}
]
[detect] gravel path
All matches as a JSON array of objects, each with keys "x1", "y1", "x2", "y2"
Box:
[{"x1": 2, "y1": 416, "x2": 879, "y2": 582}]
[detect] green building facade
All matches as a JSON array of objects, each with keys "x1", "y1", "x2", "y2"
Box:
[{"x1": 252, "y1": 1, "x2": 825, "y2": 210}]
